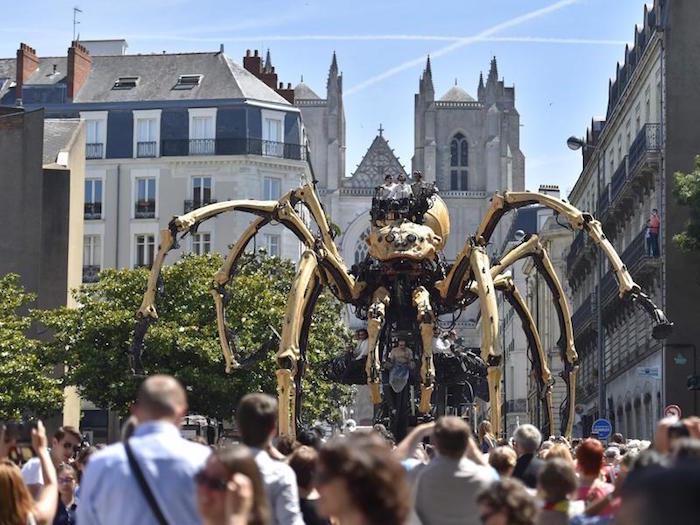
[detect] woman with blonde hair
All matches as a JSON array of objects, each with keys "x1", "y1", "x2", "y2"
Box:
[
  {"x1": 478, "y1": 420, "x2": 497, "y2": 454},
  {"x1": 544, "y1": 444, "x2": 575, "y2": 465},
  {"x1": 0, "y1": 421, "x2": 58, "y2": 525}
]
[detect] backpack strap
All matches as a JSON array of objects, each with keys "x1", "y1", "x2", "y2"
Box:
[{"x1": 124, "y1": 440, "x2": 169, "y2": 525}]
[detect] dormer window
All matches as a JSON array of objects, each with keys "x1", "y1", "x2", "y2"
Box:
[
  {"x1": 113, "y1": 76, "x2": 139, "y2": 89},
  {"x1": 174, "y1": 74, "x2": 203, "y2": 89}
]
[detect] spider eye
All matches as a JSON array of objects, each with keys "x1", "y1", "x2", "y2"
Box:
[
  {"x1": 377, "y1": 236, "x2": 383, "y2": 242},
  {"x1": 407, "y1": 234, "x2": 417, "y2": 242},
  {"x1": 386, "y1": 233, "x2": 395, "y2": 242}
]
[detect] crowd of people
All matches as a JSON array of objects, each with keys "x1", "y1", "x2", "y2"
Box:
[{"x1": 2, "y1": 373, "x2": 699, "y2": 525}]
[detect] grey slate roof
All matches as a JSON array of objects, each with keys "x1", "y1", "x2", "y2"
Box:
[
  {"x1": 0, "y1": 52, "x2": 290, "y2": 106},
  {"x1": 439, "y1": 85, "x2": 475, "y2": 102},
  {"x1": 43, "y1": 118, "x2": 82, "y2": 167},
  {"x1": 293, "y1": 82, "x2": 321, "y2": 100},
  {"x1": 344, "y1": 133, "x2": 406, "y2": 189}
]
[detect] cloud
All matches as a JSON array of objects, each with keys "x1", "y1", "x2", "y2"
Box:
[{"x1": 346, "y1": 0, "x2": 581, "y2": 95}]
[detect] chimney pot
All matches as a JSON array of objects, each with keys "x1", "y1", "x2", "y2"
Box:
[
  {"x1": 254, "y1": 49, "x2": 259, "y2": 57},
  {"x1": 246, "y1": 49, "x2": 251, "y2": 56},
  {"x1": 287, "y1": 82, "x2": 291, "y2": 89}
]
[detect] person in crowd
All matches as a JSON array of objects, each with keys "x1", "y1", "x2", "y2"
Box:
[
  {"x1": 387, "y1": 340, "x2": 414, "y2": 394},
  {"x1": 273, "y1": 435, "x2": 299, "y2": 457},
  {"x1": 77, "y1": 374, "x2": 211, "y2": 525},
  {"x1": 574, "y1": 439, "x2": 614, "y2": 515},
  {"x1": 21, "y1": 426, "x2": 81, "y2": 498},
  {"x1": 648, "y1": 209, "x2": 660, "y2": 257},
  {"x1": 536, "y1": 458, "x2": 581, "y2": 525},
  {"x1": 411, "y1": 417, "x2": 496, "y2": 525},
  {"x1": 476, "y1": 478, "x2": 538, "y2": 525},
  {"x1": 611, "y1": 432, "x2": 625, "y2": 446},
  {"x1": 196, "y1": 445, "x2": 270, "y2": 525},
  {"x1": 478, "y1": 421, "x2": 497, "y2": 454},
  {"x1": 352, "y1": 329, "x2": 369, "y2": 361},
  {"x1": 538, "y1": 440, "x2": 554, "y2": 459},
  {"x1": 488, "y1": 446, "x2": 517, "y2": 477},
  {"x1": 288, "y1": 446, "x2": 330, "y2": 525},
  {"x1": 390, "y1": 173, "x2": 413, "y2": 200},
  {"x1": 74, "y1": 446, "x2": 97, "y2": 485},
  {"x1": 543, "y1": 443, "x2": 575, "y2": 466},
  {"x1": 431, "y1": 327, "x2": 452, "y2": 356},
  {"x1": 297, "y1": 429, "x2": 322, "y2": 451},
  {"x1": 378, "y1": 174, "x2": 395, "y2": 200},
  {"x1": 602, "y1": 447, "x2": 620, "y2": 483},
  {"x1": 54, "y1": 463, "x2": 78, "y2": 525},
  {"x1": 316, "y1": 431, "x2": 409, "y2": 525},
  {"x1": 512, "y1": 424, "x2": 544, "y2": 489},
  {"x1": 236, "y1": 393, "x2": 304, "y2": 525},
  {"x1": 0, "y1": 421, "x2": 58, "y2": 525}
]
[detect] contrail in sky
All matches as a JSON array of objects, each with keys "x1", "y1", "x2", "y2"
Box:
[{"x1": 346, "y1": 0, "x2": 582, "y2": 95}]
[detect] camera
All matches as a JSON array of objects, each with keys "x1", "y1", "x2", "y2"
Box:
[{"x1": 1, "y1": 420, "x2": 37, "y2": 446}]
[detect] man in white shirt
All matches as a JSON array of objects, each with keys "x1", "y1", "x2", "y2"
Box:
[
  {"x1": 379, "y1": 174, "x2": 396, "y2": 200},
  {"x1": 21, "y1": 425, "x2": 82, "y2": 498},
  {"x1": 432, "y1": 328, "x2": 452, "y2": 356},
  {"x1": 391, "y1": 173, "x2": 413, "y2": 200},
  {"x1": 77, "y1": 375, "x2": 210, "y2": 525},
  {"x1": 236, "y1": 393, "x2": 304, "y2": 525},
  {"x1": 352, "y1": 328, "x2": 369, "y2": 361}
]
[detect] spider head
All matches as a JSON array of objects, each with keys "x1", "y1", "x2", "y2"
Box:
[{"x1": 366, "y1": 220, "x2": 441, "y2": 261}]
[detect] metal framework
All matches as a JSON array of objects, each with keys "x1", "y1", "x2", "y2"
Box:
[{"x1": 131, "y1": 167, "x2": 672, "y2": 439}]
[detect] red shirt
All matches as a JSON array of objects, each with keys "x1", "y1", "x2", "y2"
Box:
[{"x1": 649, "y1": 214, "x2": 660, "y2": 234}]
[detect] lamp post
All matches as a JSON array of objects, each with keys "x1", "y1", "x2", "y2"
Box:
[{"x1": 567, "y1": 136, "x2": 607, "y2": 424}]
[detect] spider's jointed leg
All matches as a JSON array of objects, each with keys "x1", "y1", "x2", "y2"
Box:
[
  {"x1": 412, "y1": 286, "x2": 435, "y2": 414},
  {"x1": 366, "y1": 287, "x2": 390, "y2": 405},
  {"x1": 276, "y1": 250, "x2": 320, "y2": 437}
]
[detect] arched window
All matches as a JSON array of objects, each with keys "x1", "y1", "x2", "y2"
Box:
[
  {"x1": 450, "y1": 133, "x2": 468, "y2": 191},
  {"x1": 354, "y1": 228, "x2": 370, "y2": 264}
]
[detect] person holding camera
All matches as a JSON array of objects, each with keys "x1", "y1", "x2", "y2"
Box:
[
  {"x1": 21, "y1": 426, "x2": 81, "y2": 499},
  {"x1": 0, "y1": 420, "x2": 59, "y2": 524}
]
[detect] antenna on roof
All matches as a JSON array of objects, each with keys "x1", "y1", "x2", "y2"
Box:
[{"x1": 73, "y1": 6, "x2": 82, "y2": 42}]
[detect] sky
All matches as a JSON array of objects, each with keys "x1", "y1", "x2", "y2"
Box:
[{"x1": 0, "y1": 0, "x2": 651, "y2": 194}]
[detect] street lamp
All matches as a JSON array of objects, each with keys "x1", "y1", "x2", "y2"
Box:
[{"x1": 566, "y1": 135, "x2": 606, "y2": 427}]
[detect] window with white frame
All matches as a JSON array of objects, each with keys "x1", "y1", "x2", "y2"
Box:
[
  {"x1": 135, "y1": 234, "x2": 156, "y2": 268},
  {"x1": 84, "y1": 178, "x2": 103, "y2": 219},
  {"x1": 262, "y1": 110, "x2": 284, "y2": 157},
  {"x1": 263, "y1": 177, "x2": 281, "y2": 200},
  {"x1": 136, "y1": 118, "x2": 158, "y2": 157},
  {"x1": 83, "y1": 234, "x2": 101, "y2": 270},
  {"x1": 192, "y1": 177, "x2": 212, "y2": 208},
  {"x1": 189, "y1": 109, "x2": 216, "y2": 155},
  {"x1": 192, "y1": 232, "x2": 211, "y2": 255},
  {"x1": 83, "y1": 113, "x2": 107, "y2": 159},
  {"x1": 135, "y1": 177, "x2": 156, "y2": 218},
  {"x1": 264, "y1": 234, "x2": 281, "y2": 257},
  {"x1": 82, "y1": 234, "x2": 101, "y2": 283}
]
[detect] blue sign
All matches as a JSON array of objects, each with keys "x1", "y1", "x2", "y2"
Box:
[{"x1": 592, "y1": 418, "x2": 613, "y2": 440}]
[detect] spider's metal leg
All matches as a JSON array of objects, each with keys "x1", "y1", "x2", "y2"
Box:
[
  {"x1": 494, "y1": 275, "x2": 554, "y2": 437},
  {"x1": 412, "y1": 286, "x2": 435, "y2": 414},
  {"x1": 366, "y1": 287, "x2": 390, "y2": 405},
  {"x1": 276, "y1": 250, "x2": 320, "y2": 437},
  {"x1": 435, "y1": 241, "x2": 473, "y2": 302},
  {"x1": 471, "y1": 244, "x2": 502, "y2": 437},
  {"x1": 211, "y1": 217, "x2": 270, "y2": 373},
  {"x1": 489, "y1": 234, "x2": 578, "y2": 438}
]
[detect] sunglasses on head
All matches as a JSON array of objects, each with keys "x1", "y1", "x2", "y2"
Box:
[{"x1": 194, "y1": 469, "x2": 228, "y2": 491}]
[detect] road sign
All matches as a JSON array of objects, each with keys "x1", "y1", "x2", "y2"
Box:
[
  {"x1": 592, "y1": 418, "x2": 613, "y2": 440},
  {"x1": 664, "y1": 404, "x2": 682, "y2": 419},
  {"x1": 637, "y1": 366, "x2": 660, "y2": 379}
]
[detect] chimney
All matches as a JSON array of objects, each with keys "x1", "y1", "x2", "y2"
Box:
[
  {"x1": 16, "y1": 43, "x2": 39, "y2": 100},
  {"x1": 67, "y1": 40, "x2": 92, "y2": 99},
  {"x1": 243, "y1": 49, "x2": 262, "y2": 75},
  {"x1": 538, "y1": 184, "x2": 560, "y2": 199}
]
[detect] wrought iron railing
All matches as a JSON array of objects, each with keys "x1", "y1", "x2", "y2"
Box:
[
  {"x1": 572, "y1": 295, "x2": 592, "y2": 337},
  {"x1": 628, "y1": 123, "x2": 661, "y2": 172},
  {"x1": 82, "y1": 265, "x2": 100, "y2": 283},
  {"x1": 184, "y1": 199, "x2": 217, "y2": 213},
  {"x1": 160, "y1": 138, "x2": 306, "y2": 161},
  {"x1": 84, "y1": 202, "x2": 102, "y2": 220},
  {"x1": 86, "y1": 143, "x2": 104, "y2": 159},
  {"x1": 610, "y1": 157, "x2": 628, "y2": 202},
  {"x1": 566, "y1": 230, "x2": 585, "y2": 273},
  {"x1": 597, "y1": 185, "x2": 610, "y2": 216},
  {"x1": 135, "y1": 200, "x2": 155, "y2": 219},
  {"x1": 137, "y1": 141, "x2": 157, "y2": 158}
]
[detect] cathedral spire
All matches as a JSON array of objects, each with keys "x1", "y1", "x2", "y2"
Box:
[
  {"x1": 330, "y1": 51, "x2": 339, "y2": 75},
  {"x1": 264, "y1": 48, "x2": 273, "y2": 73},
  {"x1": 478, "y1": 71, "x2": 485, "y2": 100},
  {"x1": 425, "y1": 55, "x2": 432, "y2": 77},
  {"x1": 487, "y1": 56, "x2": 498, "y2": 85}
]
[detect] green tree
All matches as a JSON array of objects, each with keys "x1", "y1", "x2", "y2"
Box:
[
  {"x1": 673, "y1": 155, "x2": 700, "y2": 252},
  {"x1": 38, "y1": 253, "x2": 351, "y2": 425},
  {"x1": 0, "y1": 274, "x2": 63, "y2": 420}
]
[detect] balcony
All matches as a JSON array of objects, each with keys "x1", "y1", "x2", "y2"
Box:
[
  {"x1": 160, "y1": 138, "x2": 307, "y2": 161},
  {"x1": 572, "y1": 295, "x2": 593, "y2": 338},
  {"x1": 136, "y1": 141, "x2": 157, "y2": 158},
  {"x1": 82, "y1": 265, "x2": 100, "y2": 283},
  {"x1": 184, "y1": 199, "x2": 217, "y2": 213},
  {"x1": 134, "y1": 200, "x2": 155, "y2": 219},
  {"x1": 84, "y1": 202, "x2": 102, "y2": 220},
  {"x1": 86, "y1": 143, "x2": 104, "y2": 159},
  {"x1": 629, "y1": 123, "x2": 661, "y2": 173}
]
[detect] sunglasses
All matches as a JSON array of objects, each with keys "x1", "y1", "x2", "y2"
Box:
[
  {"x1": 58, "y1": 477, "x2": 76, "y2": 483},
  {"x1": 194, "y1": 469, "x2": 228, "y2": 492}
]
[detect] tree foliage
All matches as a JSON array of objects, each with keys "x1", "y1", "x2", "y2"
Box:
[
  {"x1": 0, "y1": 274, "x2": 63, "y2": 420},
  {"x1": 37, "y1": 253, "x2": 351, "y2": 425},
  {"x1": 673, "y1": 155, "x2": 700, "y2": 252}
]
